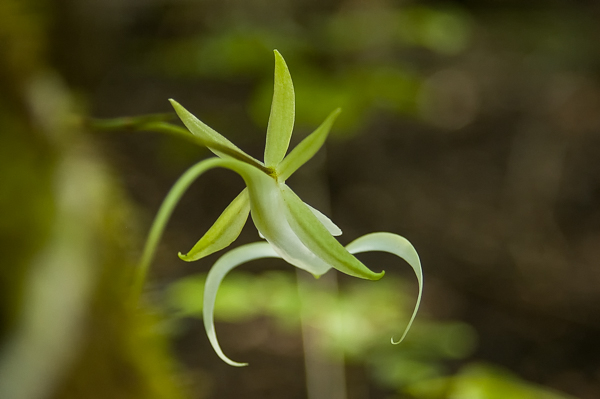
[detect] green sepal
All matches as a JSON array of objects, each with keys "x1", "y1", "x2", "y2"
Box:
[
  {"x1": 169, "y1": 99, "x2": 263, "y2": 167},
  {"x1": 264, "y1": 50, "x2": 295, "y2": 167},
  {"x1": 280, "y1": 185, "x2": 384, "y2": 280},
  {"x1": 178, "y1": 188, "x2": 251, "y2": 262},
  {"x1": 278, "y1": 108, "x2": 341, "y2": 181}
]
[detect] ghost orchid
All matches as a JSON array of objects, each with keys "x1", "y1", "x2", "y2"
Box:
[{"x1": 134, "y1": 50, "x2": 422, "y2": 367}]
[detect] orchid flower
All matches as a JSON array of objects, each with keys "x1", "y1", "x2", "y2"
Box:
[{"x1": 134, "y1": 50, "x2": 422, "y2": 367}]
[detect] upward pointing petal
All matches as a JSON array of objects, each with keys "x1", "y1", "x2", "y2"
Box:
[{"x1": 264, "y1": 50, "x2": 295, "y2": 167}]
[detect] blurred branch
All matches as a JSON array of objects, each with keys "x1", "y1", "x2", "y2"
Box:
[{"x1": 85, "y1": 113, "x2": 203, "y2": 146}]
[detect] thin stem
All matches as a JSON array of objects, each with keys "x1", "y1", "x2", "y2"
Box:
[
  {"x1": 297, "y1": 270, "x2": 347, "y2": 399},
  {"x1": 131, "y1": 157, "x2": 226, "y2": 301},
  {"x1": 88, "y1": 117, "x2": 271, "y2": 174},
  {"x1": 86, "y1": 113, "x2": 176, "y2": 130},
  {"x1": 292, "y1": 148, "x2": 348, "y2": 399}
]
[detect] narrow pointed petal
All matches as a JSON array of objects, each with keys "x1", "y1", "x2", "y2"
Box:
[
  {"x1": 170, "y1": 99, "x2": 263, "y2": 167},
  {"x1": 179, "y1": 189, "x2": 250, "y2": 262},
  {"x1": 305, "y1": 202, "x2": 342, "y2": 236},
  {"x1": 204, "y1": 242, "x2": 280, "y2": 366},
  {"x1": 280, "y1": 185, "x2": 384, "y2": 280},
  {"x1": 345, "y1": 232, "x2": 422, "y2": 345},
  {"x1": 264, "y1": 50, "x2": 295, "y2": 167},
  {"x1": 278, "y1": 108, "x2": 341, "y2": 181}
]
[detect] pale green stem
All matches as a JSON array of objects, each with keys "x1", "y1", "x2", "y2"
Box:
[
  {"x1": 86, "y1": 113, "x2": 175, "y2": 130},
  {"x1": 132, "y1": 157, "x2": 227, "y2": 300},
  {"x1": 296, "y1": 270, "x2": 347, "y2": 399},
  {"x1": 292, "y1": 149, "x2": 348, "y2": 399}
]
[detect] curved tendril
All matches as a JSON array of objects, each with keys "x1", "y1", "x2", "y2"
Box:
[
  {"x1": 204, "y1": 242, "x2": 280, "y2": 366},
  {"x1": 133, "y1": 157, "x2": 236, "y2": 300},
  {"x1": 345, "y1": 232, "x2": 422, "y2": 345}
]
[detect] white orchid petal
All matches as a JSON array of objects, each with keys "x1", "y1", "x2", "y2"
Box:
[
  {"x1": 248, "y1": 180, "x2": 332, "y2": 277},
  {"x1": 280, "y1": 185, "x2": 384, "y2": 280},
  {"x1": 204, "y1": 242, "x2": 280, "y2": 367},
  {"x1": 264, "y1": 50, "x2": 295, "y2": 167},
  {"x1": 345, "y1": 232, "x2": 422, "y2": 344},
  {"x1": 178, "y1": 188, "x2": 250, "y2": 262},
  {"x1": 304, "y1": 202, "x2": 342, "y2": 236}
]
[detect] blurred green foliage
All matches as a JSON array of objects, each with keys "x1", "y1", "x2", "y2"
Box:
[
  {"x1": 167, "y1": 270, "x2": 574, "y2": 398},
  {"x1": 145, "y1": 4, "x2": 472, "y2": 133},
  {"x1": 407, "y1": 363, "x2": 578, "y2": 399}
]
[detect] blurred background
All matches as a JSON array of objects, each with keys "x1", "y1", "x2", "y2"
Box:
[{"x1": 1, "y1": 0, "x2": 600, "y2": 398}]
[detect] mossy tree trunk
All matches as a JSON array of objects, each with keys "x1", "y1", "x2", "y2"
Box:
[{"x1": 0, "y1": 1, "x2": 187, "y2": 398}]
